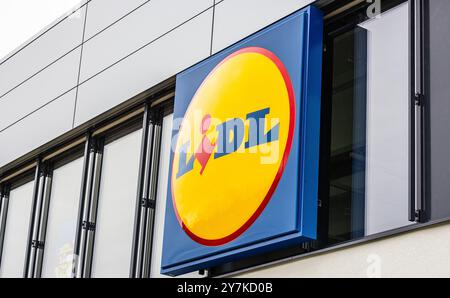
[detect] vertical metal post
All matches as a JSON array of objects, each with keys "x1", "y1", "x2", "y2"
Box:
[
  {"x1": 410, "y1": 0, "x2": 427, "y2": 222},
  {"x1": 75, "y1": 137, "x2": 104, "y2": 278},
  {"x1": 131, "y1": 106, "x2": 163, "y2": 278},
  {"x1": 130, "y1": 104, "x2": 150, "y2": 278},
  {"x1": 77, "y1": 138, "x2": 103, "y2": 278},
  {"x1": 78, "y1": 146, "x2": 96, "y2": 277},
  {"x1": 142, "y1": 114, "x2": 162, "y2": 278},
  {"x1": 414, "y1": 0, "x2": 423, "y2": 221},
  {"x1": 136, "y1": 112, "x2": 155, "y2": 277},
  {"x1": 28, "y1": 163, "x2": 51, "y2": 278},
  {"x1": 73, "y1": 134, "x2": 91, "y2": 278},
  {"x1": 33, "y1": 168, "x2": 53, "y2": 278},
  {"x1": 23, "y1": 161, "x2": 41, "y2": 278},
  {"x1": 83, "y1": 141, "x2": 103, "y2": 278},
  {"x1": 408, "y1": 0, "x2": 416, "y2": 222},
  {"x1": 0, "y1": 185, "x2": 11, "y2": 271},
  {"x1": 418, "y1": 0, "x2": 427, "y2": 222}
]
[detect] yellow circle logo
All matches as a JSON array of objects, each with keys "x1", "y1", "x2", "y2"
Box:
[{"x1": 172, "y1": 47, "x2": 295, "y2": 246}]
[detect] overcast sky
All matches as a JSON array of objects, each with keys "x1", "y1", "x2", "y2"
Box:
[{"x1": 0, "y1": 0, "x2": 81, "y2": 59}]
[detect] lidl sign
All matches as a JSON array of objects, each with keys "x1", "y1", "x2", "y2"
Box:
[{"x1": 162, "y1": 6, "x2": 323, "y2": 276}]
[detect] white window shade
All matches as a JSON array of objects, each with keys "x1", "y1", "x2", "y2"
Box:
[
  {"x1": 90, "y1": 128, "x2": 142, "y2": 278},
  {"x1": 0, "y1": 180, "x2": 34, "y2": 278},
  {"x1": 359, "y1": 2, "x2": 413, "y2": 235},
  {"x1": 41, "y1": 157, "x2": 83, "y2": 278}
]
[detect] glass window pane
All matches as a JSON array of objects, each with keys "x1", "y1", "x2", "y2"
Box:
[
  {"x1": 41, "y1": 157, "x2": 83, "y2": 278},
  {"x1": 91, "y1": 128, "x2": 142, "y2": 278},
  {"x1": 0, "y1": 180, "x2": 34, "y2": 278}
]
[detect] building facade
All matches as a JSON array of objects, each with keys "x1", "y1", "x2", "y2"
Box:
[{"x1": 0, "y1": 0, "x2": 450, "y2": 278}]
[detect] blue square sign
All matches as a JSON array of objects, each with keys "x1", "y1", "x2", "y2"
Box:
[{"x1": 161, "y1": 6, "x2": 323, "y2": 276}]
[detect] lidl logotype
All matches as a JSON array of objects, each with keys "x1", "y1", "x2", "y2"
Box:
[{"x1": 162, "y1": 6, "x2": 323, "y2": 276}]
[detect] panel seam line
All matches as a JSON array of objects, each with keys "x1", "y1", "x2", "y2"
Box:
[
  {"x1": 0, "y1": 0, "x2": 91, "y2": 67},
  {"x1": 72, "y1": 2, "x2": 90, "y2": 128},
  {"x1": 210, "y1": 0, "x2": 216, "y2": 55},
  {"x1": 0, "y1": 4, "x2": 215, "y2": 133},
  {"x1": 78, "y1": 5, "x2": 215, "y2": 87}
]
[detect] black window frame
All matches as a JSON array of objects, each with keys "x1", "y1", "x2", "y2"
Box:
[
  {"x1": 0, "y1": 86, "x2": 174, "y2": 278},
  {"x1": 72, "y1": 99, "x2": 174, "y2": 278}
]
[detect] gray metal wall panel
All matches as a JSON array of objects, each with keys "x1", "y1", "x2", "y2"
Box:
[
  {"x1": 0, "y1": 89, "x2": 76, "y2": 168},
  {"x1": 0, "y1": 5, "x2": 86, "y2": 97},
  {"x1": 80, "y1": 0, "x2": 212, "y2": 82},
  {"x1": 0, "y1": 47, "x2": 81, "y2": 132},
  {"x1": 0, "y1": 0, "x2": 321, "y2": 169},
  {"x1": 212, "y1": 0, "x2": 315, "y2": 53},
  {"x1": 0, "y1": 1, "x2": 88, "y2": 65},
  {"x1": 73, "y1": 9, "x2": 213, "y2": 127},
  {"x1": 427, "y1": 0, "x2": 450, "y2": 220},
  {"x1": 84, "y1": 0, "x2": 149, "y2": 40}
]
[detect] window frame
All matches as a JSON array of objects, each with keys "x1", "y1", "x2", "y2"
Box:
[
  {"x1": 0, "y1": 87, "x2": 174, "y2": 278},
  {"x1": 72, "y1": 100, "x2": 173, "y2": 278},
  {"x1": 38, "y1": 147, "x2": 85, "y2": 278}
]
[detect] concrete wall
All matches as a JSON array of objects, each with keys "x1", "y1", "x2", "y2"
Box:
[
  {"x1": 0, "y1": 0, "x2": 315, "y2": 169},
  {"x1": 234, "y1": 221, "x2": 450, "y2": 278}
]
